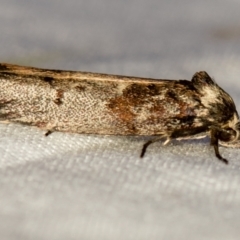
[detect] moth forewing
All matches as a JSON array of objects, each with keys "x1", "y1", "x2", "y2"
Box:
[{"x1": 0, "y1": 63, "x2": 239, "y2": 164}]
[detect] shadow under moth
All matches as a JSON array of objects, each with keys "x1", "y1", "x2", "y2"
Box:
[{"x1": 0, "y1": 63, "x2": 239, "y2": 164}]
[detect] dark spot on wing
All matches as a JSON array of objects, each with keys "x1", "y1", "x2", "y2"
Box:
[
  {"x1": 177, "y1": 115, "x2": 195, "y2": 125},
  {"x1": 166, "y1": 90, "x2": 178, "y2": 100},
  {"x1": 54, "y1": 89, "x2": 64, "y2": 105},
  {"x1": 0, "y1": 64, "x2": 8, "y2": 71},
  {"x1": 123, "y1": 83, "x2": 160, "y2": 99},
  {"x1": 42, "y1": 76, "x2": 54, "y2": 85},
  {"x1": 75, "y1": 85, "x2": 86, "y2": 92}
]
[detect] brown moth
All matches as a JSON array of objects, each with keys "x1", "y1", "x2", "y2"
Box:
[{"x1": 0, "y1": 63, "x2": 239, "y2": 164}]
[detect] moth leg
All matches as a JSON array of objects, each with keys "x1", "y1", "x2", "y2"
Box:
[
  {"x1": 210, "y1": 128, "x2": 228, "y2": 164},
  {"x1": 45, "y1": 130, "x2": 53, "y2": 136},
  {"x1": 140, "y1": 136, "x2": 165, "y2": 158}
]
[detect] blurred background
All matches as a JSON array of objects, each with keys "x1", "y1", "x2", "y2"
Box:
[
  {"x1": 1, "y1": 1, "x2": 240, "y2": 240},
  {"x1": 3, "y1": 0, "x2": 240, "y2": 82}
]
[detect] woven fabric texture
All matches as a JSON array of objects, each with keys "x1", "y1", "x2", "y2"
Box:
[{"x1": 1, "y1": 1, "x2": 240, "y2": 239}]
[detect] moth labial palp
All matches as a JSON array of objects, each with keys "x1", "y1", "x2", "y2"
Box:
[{"x1": 0, "y1": 63, "x2": 239, "y2": 164}]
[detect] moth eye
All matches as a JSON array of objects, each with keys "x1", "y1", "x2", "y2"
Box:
[{"x1": 219, "y1": 128, "x2": 236, "y2": 142}]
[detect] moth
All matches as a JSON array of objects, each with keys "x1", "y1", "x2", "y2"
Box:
[{"x1": 0, "y1": 63, "x2": 239, "y2": 164}]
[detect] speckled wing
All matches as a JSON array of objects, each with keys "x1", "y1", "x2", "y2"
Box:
[{"x1": 0, "y1": 63, "x2": 210, "y2": 136}]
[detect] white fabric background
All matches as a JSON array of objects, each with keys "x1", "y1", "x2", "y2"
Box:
[{"x1": 1, "y1": 1, "x2": 240, "y2": 239}]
